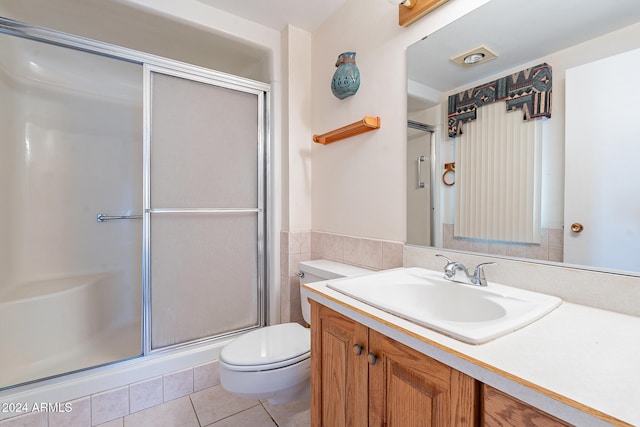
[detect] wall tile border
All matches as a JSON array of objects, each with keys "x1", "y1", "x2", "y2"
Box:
[
  {"x1": 280, "y1": 230, "x2": 404, "y2": 323},
  {"x1": 442, "y1": 224, "x2": 564, "y2": 263}
]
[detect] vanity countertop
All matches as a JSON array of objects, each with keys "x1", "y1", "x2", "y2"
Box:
[{"x1": 303, "y1": 275, "x2": 640, "y2": 427}]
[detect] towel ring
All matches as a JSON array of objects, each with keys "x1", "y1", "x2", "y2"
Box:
[{"x1": 442, "y1": 162, "x2": 455, "y2": 186}]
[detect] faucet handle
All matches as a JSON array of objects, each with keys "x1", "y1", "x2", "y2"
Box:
[
  {"x1": 436, "y1": 254, "x2": 463, "y2": 279},
  {"x1": 435, "y1": 254, "x2": 454, "y2": 264},
  {"x1": 472, "y1": 262, "x2": 498, "y2": 286}
]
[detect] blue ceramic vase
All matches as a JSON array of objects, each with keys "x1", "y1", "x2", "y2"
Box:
[{"x1": 331, "y1": 52, "x2": 360, "y2": 100}]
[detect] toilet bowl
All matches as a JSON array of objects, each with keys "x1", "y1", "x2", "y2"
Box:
[{"x1": 219, "y1": 260, "x2": 371, "y2": 404}]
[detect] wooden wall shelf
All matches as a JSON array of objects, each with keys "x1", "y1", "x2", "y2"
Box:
[{"x1": 313, "y1": 116, "x2": 381, "y2": 145}]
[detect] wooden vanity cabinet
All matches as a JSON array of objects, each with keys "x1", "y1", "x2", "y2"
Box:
[
  {"x1": 310, "y1": 301, "x2": 369, "y2": 426},
  {"x1": 482, "y1": 385, "x2": 572, "y2": 426},
  {"x1": 310, "y1": 302, "x2": 480, "y2": 426}
]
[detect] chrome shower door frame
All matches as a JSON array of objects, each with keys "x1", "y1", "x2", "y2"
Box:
[{"x1": 142, "y1": 63, "x2": 270, "y2": 353}]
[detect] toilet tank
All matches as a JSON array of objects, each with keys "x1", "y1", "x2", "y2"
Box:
[{"x1": 297, "y1": 260, "x2": 372, "y2": 325}]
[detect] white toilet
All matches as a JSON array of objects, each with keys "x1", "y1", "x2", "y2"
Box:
[{"x1": 219, "y1": 259, "x2": 371, "y2": 404}]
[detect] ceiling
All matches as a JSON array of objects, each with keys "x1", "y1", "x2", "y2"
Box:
[
  {"x1": 407, "y1": 0, "x2": 640, "y2": 107},
  {"x1": 195, "y1": 0, "x2": 348, "y2": 32}
]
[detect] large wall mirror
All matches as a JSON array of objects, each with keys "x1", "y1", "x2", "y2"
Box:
[{"x1": 407, "y1": 0, "x2": 640, "y2": 276}]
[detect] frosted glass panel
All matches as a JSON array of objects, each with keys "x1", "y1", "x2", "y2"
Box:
[
  {"x1": 151, "y1": 213, "x2": 259, "y2": 348},
  {"x1": 148, "y1": 68, "x2": 264, "y2": 350},
  {"x1": 150, "y1": 72, "x2": 259, "y2": 208}
]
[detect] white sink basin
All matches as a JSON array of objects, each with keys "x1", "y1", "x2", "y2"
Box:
[{"x1": 327, "y1": 267, "x2": 561, "y2": 344}]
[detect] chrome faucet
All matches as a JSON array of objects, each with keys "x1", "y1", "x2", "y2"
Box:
[{"x1": 435, "y1": 254, "x2": 497, "y2": 287}]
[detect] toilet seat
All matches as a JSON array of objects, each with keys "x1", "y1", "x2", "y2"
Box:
[{"x1": 220, "y1": 323, "x2": 310, "y2": 372}]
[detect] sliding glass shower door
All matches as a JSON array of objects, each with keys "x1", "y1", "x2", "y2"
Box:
[
  {"x1": 146, "y1": 67, "x2": 266, "y2": 350},
  {"x1": 0, "y1": 31, "x2": 143, "y2": 389}
]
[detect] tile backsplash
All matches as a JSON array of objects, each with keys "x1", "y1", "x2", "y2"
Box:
[
  {"x1": 405, "y1": 245, "x2": 640, "y2": 317},
  {"x1": 280, "y1": 230, "x2": 403, "y2": 323},
  {"x1": 442, "y1": 224, "x2": 564, "y2": 263}
]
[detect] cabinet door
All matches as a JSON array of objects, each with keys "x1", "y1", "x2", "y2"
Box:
[
  {"x1": 368, "y1": 330, "x2": 479, "y2": 426},
  {"x1": 311, "y1": 302, "x2": 369, "y2": 427},
  {"x1": 483, "y1": 385, "x2": 571, "y2": 427}
]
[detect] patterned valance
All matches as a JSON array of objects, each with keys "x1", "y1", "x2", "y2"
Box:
[{"x1": 447, "y1": 63, "x2": 552, "y2": 137}]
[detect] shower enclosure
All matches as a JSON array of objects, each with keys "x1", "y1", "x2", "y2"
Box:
[
  {"x1": 0, "y1": 19, "x2": 269, "y2": 390},
  {"x1": 406, "y1": 120, "x2": 435, "y2": 247}
]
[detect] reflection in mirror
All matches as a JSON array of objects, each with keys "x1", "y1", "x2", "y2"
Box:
[
  {"x1": 406, "y1": 0, "x2": 640, "y2": 275},
  {"x1": 406, "y1": 120, "x2": 434, "y2": 247}
]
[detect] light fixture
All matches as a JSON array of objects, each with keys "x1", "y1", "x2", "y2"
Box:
[
  {"x1": 464, "y1": 53, "x2": 485, "y2": 64},
  {"x1": 450, "y1": 45, "x2": 498, "y2": 67},
  {"x1": 388, "y1": 0, "x2": 416, "y2": 9},
  {"x1": 392, "y1": 0, "x2": 450, "y2": 27}
]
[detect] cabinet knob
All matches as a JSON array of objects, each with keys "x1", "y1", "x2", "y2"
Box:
[
  {"x1": 353, "y1": 344, "x2": 363, "y2": 356},
  {"x1": 367, "y1": 352, "x2": 377, "y2": 365}
]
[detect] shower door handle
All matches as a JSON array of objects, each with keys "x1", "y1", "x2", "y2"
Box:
[
  {"x1": 417, "y1": 155, "x2": 425, "y2": 188},
  {"x1": 96, "y1": 213, "x2": 143, "y2": 222}
]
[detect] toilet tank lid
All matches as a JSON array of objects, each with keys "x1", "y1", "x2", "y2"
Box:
[{"x1": 297, "y1": 259, "x2": 372, "y2": 280}]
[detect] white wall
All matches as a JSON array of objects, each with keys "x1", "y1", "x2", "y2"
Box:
[
  {"x1": 309, "y1": 0, "x2": 489, "y2": 241},
  {"x1": 112, "y1": 0, "x2": 278, "y2": 81},
  {"x1": 282, "y1": 26, "x2": 313, "y2": 232}
]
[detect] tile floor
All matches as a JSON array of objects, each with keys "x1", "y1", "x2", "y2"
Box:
[
  {"x1": 100, "y1": 386, "x2": 310, "y2": 427},
  {"x1": 0, "y1": 361, "x2": 310, "y2": 427},
  {"x1": 112, "y1": 385, "x2": 310, "y2": 427},
  {"x1": 0, "y1": 385, "x2": 310, "y2": 427}
]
